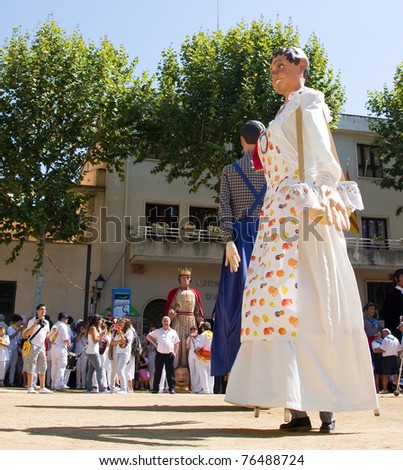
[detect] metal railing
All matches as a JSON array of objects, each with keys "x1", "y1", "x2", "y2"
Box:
[
  {"x1": 346, "y1": 238, "x2": 403, "y2": 250},
  {"x1": 133, "y1": 225, "x2": 224, "y2": 243}
]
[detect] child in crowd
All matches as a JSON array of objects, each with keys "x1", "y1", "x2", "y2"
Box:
[{"x1": 137, "y1": 351, "x2": 150, "y2": 391}]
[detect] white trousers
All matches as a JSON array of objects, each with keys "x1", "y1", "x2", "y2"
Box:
[
  {"x1": 197, "y1": 359, "x2": 214, "y2": 394},
  {"x1": 0, "y1": 360, "x2": 8, "y2": 381},
  {"x1": 6, "y1": 347, "x2": 18, "y2": 384},
  {"x1": 51, "y1": 346, "x2": 68, "y2": 389},
  {"x1": 188, "y1": 351, "x2": 202, "y2": 392}
]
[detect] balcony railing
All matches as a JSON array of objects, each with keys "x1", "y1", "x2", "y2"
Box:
[
  {"x1": 346, "y1": 237, "x2": 403, "y2": 250},
  {"x1": 132, "y1": 225, "x2": 224, "y2": 243},
  {"x1": 346, "y1": 237, "x2": 403, "y2": 267}
]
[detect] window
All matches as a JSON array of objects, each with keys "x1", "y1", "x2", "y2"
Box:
[
  {"x1": 145, "y1": 203, "x2": 179, "y2": 228},
  {"x1": 188, "y1": 206, "x2": 219, "y2": 230},
  {"x1": 357, "y1": 144, "x2": 382, "y2": 178},
  {"x1": 361, "y1": 217, "x2": 388, "y2": 240}
]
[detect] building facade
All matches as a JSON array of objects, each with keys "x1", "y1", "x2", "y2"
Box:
[{"x1": 1, "y1": 113, "x2": 402, "y2": 329}]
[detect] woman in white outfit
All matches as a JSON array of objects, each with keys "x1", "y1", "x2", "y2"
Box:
[
  {"x1": 74, "y1": 322, "x2": 88, "y2": 389},
  {"x1": 6, "y1": 315, "x2": 24, "y2": 386},
  {"x1": 110, "y1": 317, "x2": 133, "y2": 394},
  {"x1": 85, "y1": 315, "x2": 108, "y2": 393}
]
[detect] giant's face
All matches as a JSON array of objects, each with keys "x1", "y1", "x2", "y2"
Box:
[
  {"x1": 179, "y1": 275, "x2": 191, "y2": 288},
  {"x1": 270, "y1": 54, "x2": 306, "y2": 97},
  {"x1": 174, "y1": 367, "x2": 189, "y2": 387}
]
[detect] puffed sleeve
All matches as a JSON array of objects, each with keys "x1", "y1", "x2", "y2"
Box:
[{"x1": 299, "y1": 90, "x2": 341, "y2": 189}]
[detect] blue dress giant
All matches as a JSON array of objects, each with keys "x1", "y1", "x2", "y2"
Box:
[{"x1": 211, "y1": 160, "x2": 265, "y2": 377}]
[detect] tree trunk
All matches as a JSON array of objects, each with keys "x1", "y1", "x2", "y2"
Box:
[{"x1": 33, "y1": 230, "x2": 46, "y2": 312}]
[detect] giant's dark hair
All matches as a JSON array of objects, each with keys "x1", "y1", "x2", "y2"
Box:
[{"x1": 270, "y1": 46, "x2": 310, "y2": 82}]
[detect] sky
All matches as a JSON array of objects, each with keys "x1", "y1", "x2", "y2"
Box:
[{"x1": 1, "y1": 0, "x2": 402, "y2": 116}]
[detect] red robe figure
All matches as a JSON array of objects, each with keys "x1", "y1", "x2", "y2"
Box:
[{"x1": 165, "y1": 267, "x2": 204, "y2": 368}]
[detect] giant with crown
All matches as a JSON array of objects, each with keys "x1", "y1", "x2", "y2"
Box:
[{"x1": 165, "y1": 267, "x2": 204, "y2": 369}]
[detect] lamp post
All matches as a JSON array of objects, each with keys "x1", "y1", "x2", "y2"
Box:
[
  {"x1": 94, "y1": 274, "x2": 106, "y2": 314},
  {"x1": 83, "y1": 244, "x2": 92, "y2": 322}
]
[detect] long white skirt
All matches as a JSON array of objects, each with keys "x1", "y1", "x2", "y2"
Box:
[{"x1": 225, "y1": 224, "x2": 379, "y2": 413}]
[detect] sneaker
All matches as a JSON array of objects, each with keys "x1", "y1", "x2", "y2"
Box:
[
  {"x1": 87, "y1": 389, "x2": 99, "y2": 393},
  {"x1": 33, "y1": 384, "x2": 40, "y2": 390},
  {"x1": 150, "y1": 390, "x2": 159, "y2": 394},
  {"x1": 55, "y1": 387, "x2": 65, "y2": 392},
  {"x1": 279, "y1": 417, "x2": 312, "y2": 432},
  {"x1": 117, "y1": 390, "x2": 128, "y2": 394},
  {"x1": 378, "y1": 390, "x2": 389, "y2": 394},
  {"x1": 39, "y1": 388, "x2": 53, "y2": 394},
  {"x1": 169, "y1": 390, "x2": 176, "y2": 394},
  {"x1": 27, "y1": 387, "x2": 36, "y2": 394},
  {"x1": 319, "y1": 420, "x2": 336, "y2": 434}
]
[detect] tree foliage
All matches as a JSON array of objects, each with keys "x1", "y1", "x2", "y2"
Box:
[
  {"x1": 133, "y1": 19, "x2": 346, "y2": 195},
  {"x1": 366, "y1": 62, "x2": 403, "y2": 215},
  {"x1": 0, "y1": 19, "x2": 152, "y2": 287}
]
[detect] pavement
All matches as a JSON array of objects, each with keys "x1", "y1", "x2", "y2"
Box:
[{"x1": 0, "y1": 386, "x2": 402, "y2": 451}]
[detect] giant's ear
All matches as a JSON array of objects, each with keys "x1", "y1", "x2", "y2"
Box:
[{"x1": 299, "y1": 57, "x2": 309, "y2": 76}]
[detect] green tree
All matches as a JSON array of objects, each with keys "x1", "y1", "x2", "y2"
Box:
[
  {"x1": 133, "y1": 19, "x2": 346, "y2": 195},
  {"x1": 0, "y1": 19, "x2": 152, "y2": 306},
  {"x1": 366, "y1": 62, "x2": 403, "y2": 215}
]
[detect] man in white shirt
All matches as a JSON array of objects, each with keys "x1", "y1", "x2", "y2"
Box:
[
  {"x1": 50, "y1": 312, "x2": 71, "y2": 391},
  {"x1": 146, "y1": 316, "x2": 180, "y2": 394},
  {"x1": 379, "y1": 328, "x2": 402, "y2": 394},
  {"x1": 23, "y1": 304, "x2": 53, "y2": 394}
]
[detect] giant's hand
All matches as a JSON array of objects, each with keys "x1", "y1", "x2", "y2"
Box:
[
  {"x1": 225, "y1": 241, "x2": 241, "y2": 273},
  {"x1": 319, "y1": 185, "x2": 350, "y2": 231}
]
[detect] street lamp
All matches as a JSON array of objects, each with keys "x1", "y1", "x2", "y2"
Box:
[{"x1": 94, "y1": 274, "x2": 106, "y2": 314}]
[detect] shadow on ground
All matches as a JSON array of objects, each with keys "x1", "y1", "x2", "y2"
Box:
[{"x1": 0, "y1": 421, "x2": 340, "y2": 449}]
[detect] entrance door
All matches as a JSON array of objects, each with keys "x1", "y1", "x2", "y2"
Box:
[
  {"x1": 0, "y1": 281, "x2": 17, "y2": 323},
  {"x1": 142, "y1": 298, "x2": 166, "y2": 334}
]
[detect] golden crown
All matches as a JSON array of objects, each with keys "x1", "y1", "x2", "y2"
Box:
[{"x1": 178, "y1": 267, "x2": 192, "y2": 276}]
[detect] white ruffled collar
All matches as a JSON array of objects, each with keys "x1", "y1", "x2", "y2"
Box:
[{"x1": 270, "y1": 86, "x2": 331, "y2": 128}]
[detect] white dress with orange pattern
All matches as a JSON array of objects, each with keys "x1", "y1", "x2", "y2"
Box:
[{"x1": 225, "y1": 87, "x2": 378, "y2": 413}]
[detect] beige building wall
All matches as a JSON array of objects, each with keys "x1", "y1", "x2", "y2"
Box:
[{"x1": 1, "y1": 113, "x2": 402, "y2": 328}]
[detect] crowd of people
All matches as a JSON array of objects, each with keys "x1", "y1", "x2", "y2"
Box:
[
  {"x1": 0, "y1": 266, "x2": 401, "y2": 397},
  {"x1": 0, "y1": 302, "x2": 214, "y2": 395}
]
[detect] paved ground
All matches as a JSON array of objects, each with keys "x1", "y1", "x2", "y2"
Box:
[{"x1": 0, "y1": 387, "x2": 401, "y2": 451}]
